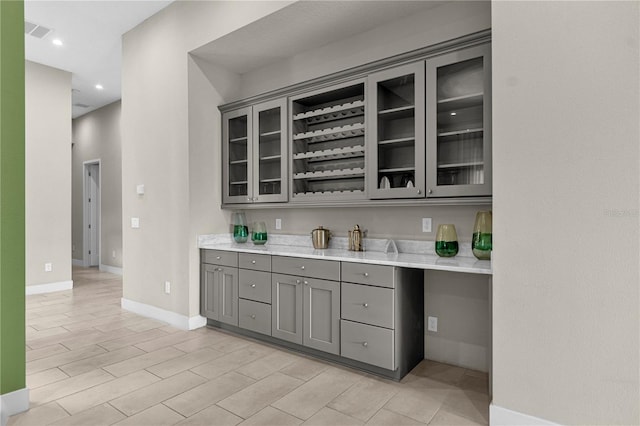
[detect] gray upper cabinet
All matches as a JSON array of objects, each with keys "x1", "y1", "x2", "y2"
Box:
[
  {"x1": 425, "y1": 44, "x2": 491, "y2": 197},
  {"x1": 222, "y1": 98, "x2": 287, "y2": 204},
  {"x1": 289, "y1": 80, "x2": 366, "y2": 202},
  {"x1": 367, "y1": 62, "x2": 426, "y2": 199},
  {"x1": 303, "y1": 278, "x2": 340, "y2": 355}
]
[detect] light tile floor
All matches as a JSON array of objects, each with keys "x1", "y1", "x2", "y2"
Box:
[{"x1": 9, "y1": 267, "x2": 489, "y2": 426}]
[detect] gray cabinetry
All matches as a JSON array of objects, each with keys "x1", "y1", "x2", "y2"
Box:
[
  {"x1": 367, "y1": 62, "x2": 426, "y2": 199},
  {"x1": 303, "y1": 278, "x2": 340, "y2": 355},
  {"x1": 271, "y1": 273, "x2": 303, "y2": 344},
  {"x1": 201, "y1": 250, "x2": 239, "y2": 326},
  {"x1": 426, "y1": 43, "x2": 491, "y2": 197},
  {"x1": 340, "y1": 262, "x2": 424, "y2": 377},
  {"x1": 222, "y1": 98, "x2": 287, "y2": 204},
  {"x1": 237, "y1": 253, "x2": 272, "y2": 336}
]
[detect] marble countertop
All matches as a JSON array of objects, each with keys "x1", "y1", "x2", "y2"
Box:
[{"x1": 198, "y1": 234, "x2": 492, "y2": 275}]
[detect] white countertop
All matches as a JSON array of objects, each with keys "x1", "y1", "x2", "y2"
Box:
[{"x1": 198, "y1": 234, "x2": 492, "y2": 275}]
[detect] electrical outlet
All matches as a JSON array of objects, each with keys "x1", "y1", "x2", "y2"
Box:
[
  {"x1": 422, "y1": 218, "x2": 432, "y2": 233},
  {"x1": 164, "y1": 281, "x2": 171, "y2": 294},
  {"x1": 112, "y1": 250, "x2": 116, "y2": 259},
  {"x1": 44, "y1": 263, "x2": 53, "y2": 272},
  {"x1": 275, "y1": 218, "x2": 282, "y2": 230},
  {"x1": 427, "y1": 316, "x2": 438, "y2": 332},
  {"x1": 131, "y1": 217, "x2": 140, "y2": 228}
]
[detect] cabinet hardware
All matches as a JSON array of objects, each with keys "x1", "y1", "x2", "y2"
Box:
[
  {"x1": 216, "y1": 256, "x2": 221, "y2": 260},
  {"x1": 428, "y1": 189, "x2": 432, "y2": 194},
  {"x1": 417, "y1": 189, "x2": 422, "y2": 195},
  {"x1": 362, "y1": 342, "x2": 368, "y2": 347},
  {"x1": 363, "y1": 272, "x2": 369, "y2": 277},
  {"x1": 250, "y1": 314, "x2": 256, "y2": 319},
  {"x1": 363, "y1": 303, "x2": 368, "y2": 308},
  {"x1": 295, "y1": 279, "x2": 301, "y2": 284},
  {"x1": 251, "y1": 284, "x2": 256, "y2": 288},
  {"x1": 251, "y1": 260, "x2": 256, "y2": 264},
  {"x1": 247, "y1": 197, "x2": 251, "y2": 201},
  {"x1": 300, "y1": 265, "x2": 305, "y2": 270},
  {"x1": 304, "y1": 280, "x2": 309, "y2": 285}
]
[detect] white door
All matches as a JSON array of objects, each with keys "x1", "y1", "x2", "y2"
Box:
[{"x1": 86, "y1": 164, "x2": 100, "y2": 266}]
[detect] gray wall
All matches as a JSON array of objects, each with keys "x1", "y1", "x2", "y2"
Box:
[
  {"x1": 25, "y1": 61, "x2": 72, "y2": 288},
  {"x1": 492, "y1": 1, "x2": 639, "y2": 424},
  {"x1": 72, "y1": 101, "x2": 123, "y2": 270}
]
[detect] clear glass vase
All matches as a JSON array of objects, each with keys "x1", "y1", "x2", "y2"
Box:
[{"x1": 472, "y1": 211, "x2": 492, "y2": 260}]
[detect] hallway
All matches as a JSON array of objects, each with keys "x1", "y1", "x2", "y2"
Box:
[{"x1": 9, "y1": 267, "x2": 489, "y2": 425}]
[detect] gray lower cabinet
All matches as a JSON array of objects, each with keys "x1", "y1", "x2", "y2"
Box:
[
  {"x1": 303, "y1": 278, "x2": 340, "y2": 355},
  {"x1": 271, "y1": 273, "x2": 303, "y2": 344},
  {"x1": 201, "y1": 255, "x2": 239, "y2": 327}
]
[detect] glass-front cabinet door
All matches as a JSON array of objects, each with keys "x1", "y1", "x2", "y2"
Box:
[
  {"x1": 426, "y1": 44, "x2": 491, "y2": 197},
  {"x1": 222, "y1": 99, "x2": 287, "y2": 204},
  {"x1": 253, "y1": 98, "x2": 287, "y2": 203},
  {"x1": 367, "y1": 62, "x2": 425, "y2": 199},
  {"x1": 223, "y1": 106, "x2": 252, "y2": 204}
]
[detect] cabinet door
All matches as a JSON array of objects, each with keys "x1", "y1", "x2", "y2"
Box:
[
  {"x1": 218, "y1": 266, "x2": 239, "y2": 326},
  {"x1": 367, "y1": 62, "x2": 425, "y2": 199},
  {"x1": 253, "y1": 98, "x2": 288, "y2": 203},
  {"x1": 271, "y1": 274, "x2": 303, "y2": 344},
  {"x1": 303, "y1": 278, "x2": 340, "y2": 355},
  {"x1": 201, "y1": 264, "x2": 219, "y2": 320},
  {"x1": 223, "y1": 106, "x2": 253, "y2": 204},
  {"x1": 426, "y1": 44, "x2": 491, "y2": 197}
]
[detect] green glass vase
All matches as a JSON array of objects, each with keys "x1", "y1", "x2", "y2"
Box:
[
  {"x1": 435, "y1": 224, "x2": 458, "y2": 257},
  {"x1": 472, "y1": 211, "x2": 492, "y2": 260},
  {"x1": 232, "y1": 211, "x2": 248, "y2": 243}
]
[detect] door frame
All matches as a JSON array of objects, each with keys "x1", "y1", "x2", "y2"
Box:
[{"x1": 82, "y1": 159, "x2": 101, "y2": 268}]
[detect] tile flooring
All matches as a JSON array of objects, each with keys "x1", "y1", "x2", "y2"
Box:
[{"x1": 10, "y1": 267, "x2": 489, "y2": 425}]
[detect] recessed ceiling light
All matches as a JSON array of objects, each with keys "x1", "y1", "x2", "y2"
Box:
[
  {"x1": 95, "y1": 84, "x2": 104, "y2": 90},
  {"x1": 52, "y1": 38, "x2": 63, "y2": 46}
]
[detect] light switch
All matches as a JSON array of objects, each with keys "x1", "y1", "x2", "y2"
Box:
[
  {"x1": 136, "y1": 184, "x2": 145, "y2": 195},
  {"x1": 422, "y1": 218, "x2": 432, "y2": 233},
  {"x1": 131, "y1": 217, "x2": 140, "y2": 228}
]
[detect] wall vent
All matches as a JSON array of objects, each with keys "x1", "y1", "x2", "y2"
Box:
[{"x1": 25, "y1": 21, "x2": 52, "y2": 39}]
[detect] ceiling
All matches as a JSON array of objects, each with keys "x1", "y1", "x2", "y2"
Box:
[{"x1": 24, "y1": 0, "x2": 173, "y2": 118}]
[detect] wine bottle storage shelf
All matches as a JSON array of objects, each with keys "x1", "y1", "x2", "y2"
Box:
[
  {"x1": 293, "y1": 167, "x2": 365, "y2": 181},
  {"x1": 293, "y1": 100, "x2": 365, "y2": 123},
  {"x1": 294, "y1": 189, "x2": 365, "y2": 197},
  {"x1": 293, "y1": 122, "x2": 365, "y2": 141},
  {"x1": 293, "y1": 145, "x2": 365, "y2": 161}
]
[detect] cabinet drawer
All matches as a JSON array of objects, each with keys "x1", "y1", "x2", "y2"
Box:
[
  {"x1": 202, "y1": 250, "x2": 238, "y2": 267},
  {"x1": 272, "y1": 256, "x2": 340, "y2": 281},
  {"x1": 341, "y1": 283, "x2": 394, "y2": 329},
  {"x1": 239, "y1": 253, "x2": 271, "y2": 272},
  {"x1": 342, "y1": 262, "x2": 394, "y2": 288},
  {"x1": 340, "y1": 320, "x2": 394, "y2": 370},
  {"x1": 239, "y1": 299, "x2": 271, "y2": 336},
  {"x1": 239, "y1": 269, "x2": 271, "y2": 304}
]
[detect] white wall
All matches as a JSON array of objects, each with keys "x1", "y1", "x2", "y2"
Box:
[
  {"x1": 71, "y1": 101, "x2": 122, "y2": 269},
  {"x1": 492, "y1": 1, "x2": 639, "y2": 424},
  {"x1": 121, "y1": 1, "x2": 292, "y2": 318},
  {"x1": 25, "y1": 61, "x2": 72, "y2": 287}
]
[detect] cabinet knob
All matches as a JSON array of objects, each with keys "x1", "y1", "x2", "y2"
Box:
[
  {"x1": 251, "y1": 284, "x2": 256, "y2": 288},
  {"x1": 428, "y1": 189, "x2": 433, "y2": 194},
  {"x1": 300, "y1": 265, "x2": 305, "y2": 270},
  {"x1": 296, "y1": 279, "x2": 301, "y2": 284},
  {"x1": 250, "y1": 314, "x2": 256, "y2": 319},
  {"x1": 363, "y1": 303, "x2": 368, "y2": 308},
  {"x1": 247, "y1": 197, "x2": 251, "y2": 201},
  {"x1": 251, "y1": 260, "x2": 256, "y2": 264},
  {"x1": 363, "y1": 272, "x2": 369, "y2": 277},
  {"x1": 362, "y1": 342, "x2": 368, "y2": 347},
  {"x1": 216, "y1": 256, "x2": 221, "y2": 260},
  {"x1": 215, "y1": 267, "x2": 222, "y2": 272},
  {"x1": 417, "y1": 189, "x2": 421, "y2": 195},
  {"x1": 304, "y1": 280, "x2": 309, "y2": 285}
]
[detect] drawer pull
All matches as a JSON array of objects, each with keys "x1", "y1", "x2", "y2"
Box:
[
  {"x1": 251, "y1": 260, "x2": 256, "y2": 264},
  {"x1": 362, "y1": 342, "x2": 368, "y2": 347},
  {"x1": 362, "y1": 303, "x2": 368, "y2": 308},
  {"x1": 250, "y1": 314, "x2": 256, "y2": 319},
  {"x1": 363, "y1": 272, "x2": 369, "y2": 277},
  {"x1": 300, "y1": 265, "x2": 305, "y2": 270},
  {"x1": 216, "y1": 256, "x2": 221, "y2": 260},
  {"x1": 250, "y1": 284, "x2": 256, "y2": 288}
]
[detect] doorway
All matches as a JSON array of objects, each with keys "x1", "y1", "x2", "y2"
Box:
[{"x1": 83, "y1": 160, "x2": 100, "y2": 267}]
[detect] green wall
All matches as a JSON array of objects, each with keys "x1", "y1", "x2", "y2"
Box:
[{"x1": 0, "y1": 0, "x2": 26, "y2": 395}]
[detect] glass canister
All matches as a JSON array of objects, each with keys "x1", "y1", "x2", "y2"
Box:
[
  {"x1": 472, "y1": 211, "x2": 492, "y2": 260},
  {"x1": 232, "y1": 211, "x2": 248, "y2": 243},
  {"x1": 435, "y1": 224, "x2": 459, "y2": 257}
]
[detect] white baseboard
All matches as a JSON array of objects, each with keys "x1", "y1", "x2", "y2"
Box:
[
  {"x1": 490, "y1": 403, "x2": 559, "y2": 425},
  {"x1": 72, "y1": 258, "x2": 84, "y2": 267},
  {"x1": 99, "y1": 264, "x2": 123, "y2": 276},
  {"x1": 121, "y1": 298, "x2": 206, "y2": 331},
  {"x1": 26, "y1": 280, "x2": 73, "y2": 295},
  {"x1": 1, "y1": 388, "x2": 29, "y2": 426}
]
